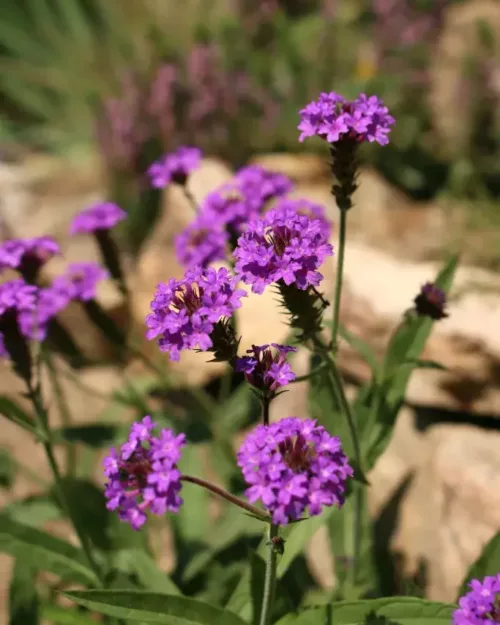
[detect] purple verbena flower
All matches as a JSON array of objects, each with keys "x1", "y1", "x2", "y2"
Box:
[
  {"x1": 414, "y1": 282, "x2": 448, "y2": 320},
  {"x1": 235, "y1": 343, "x2": 297, "y2": 393},
  {"x1": 103, "y1": 416, "x2": 186, "y2": 530},
  {"x1": 234, "y1": 165, "x2": 293, "y2": 210},
  {"x1": 273, "y1": 197, "x2": 331, "y2": 239},
  {"x1": 0, "y1": 279, "x2": 38, "y2": 357},
  {"x1": 148, "y1": 146, "x2": 202, "y2": 188},
  {"x1": 70, "y1": 202, "x2": 127, "y2": 235},
  {"x1": 175, "y1": 215, "x2": 228, "y2": 269},
  {"x1": 298, "y1": 92, "x2": 395, "y2": 146},
  {"x1": 50, "y1": 262, "x2": 109, "y2": 303},
  {"x1": 234, "y1": 204, "x2": 333, "y2": 294},
  {"x1": 0, "y1": 237, "x2": 60, "y2": 281},
  {"x1": 237, "y1": 416, "x2": 353, "y2": 524},
  {"x1": 453, "y1": 574, "x2": 500, "y2": 625},
  {"x1": 145, "y1": 266, "x2": 246, "y2": 360}
]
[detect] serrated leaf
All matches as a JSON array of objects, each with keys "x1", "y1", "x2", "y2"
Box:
[
  {"x1": 0, "y1": 396, "x2": 45, "y2": 439},
  {"x1": 275, "y1": 597, "x2": 455, "y2": 625},
  {"x1": 63, "y1": 590, "x2": 248, "y2": 625},
  {"x1": 0, "y1": 515, "x2": 99, "y2": 585},
  {"x1": 9, "y1": 559, "x2": 39, "y2": 625},
  {"x1": 457, "y1": 531, "x2": 500, "y2": 599},
  {"x1": 113, "y1": 549, "x2": 181, "y2": 595}
]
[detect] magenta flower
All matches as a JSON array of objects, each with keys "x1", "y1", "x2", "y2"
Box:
[
  {"x1": 0, "y1": 237, "x2": 60, "y2": 280},
  {"x1": 273, "y1": 198, "x2": 331, "y2": 239},
  {"x1": 234, "y1": 204, "x2": 333, "y2": 294},
  {"x1": 234, "y1": 165, "x2": 293, "y2": 211},
  {"x1": 50, "y1": 262, "x2": 109, "y2": 303},
  {"x1": 298, "y1": 92, "x2": 395, "y2": 145},
  {"x1": 148, "y1": 146, "x2": 202, "y2": 188},
  {"x1": 453, "y1": 574, "x2": 500, "y2": 625},
  {"x1": 235, "y1": 343, "x2": 297, "y2": 394},
  {"x1": 69, "y1": 202, "x2": 127, "y2": 235},
  {"x1": 237, "y1": 417, "x2": 353, "y2": 524},
  {"x1": 0, "y1": 279, "x2": 38, "y2": 357},
  {"x1": 414, "y1": 282, "x2": 448, "y2": 320},
  {"x1": 103, "y1": 416, "x2": 186, "y2": 530},
  {"x1": 175, "y1": 215, "x2": 228, "y2": 269},
  {"x1": 145, "y1": 266, "x2": 246, "y2": 360},
  {"x1": 201, "y1": 186, "x2": 255, "y2": 233}
]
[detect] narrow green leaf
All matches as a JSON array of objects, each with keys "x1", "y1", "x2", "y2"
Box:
[
  {"x1": 9, "y1": 559, "x2": 39, "y2": 625},
  {"x1": 113, "y1": 549, "x2": 181, "y2": 595},
  {"x1": 458, "y1": 531, "x2": 500, "y2": 598},
  {"x1": 64, "y1": 590, "x2": 248, "y2": 625},
  {"x1": 338, "y1": 324, "x2": 380, "y2": 378},
  {"x1": 52, "y1": 423, "x2": 119, "y2": 448},
  {"x1": 0, "y1": 515, "x2": 99, "y2": 585},
  {"x1": 0, "y1": 396, "x2": 45, "y2": 439},
  {"x1": 0, "y1": 448, "x2": 16, "y2": 489},
  {"x1": 275, "y1": 597, "x2": 455, "y2": 625},
  {"x1": 41, "y1": 603, "x2": 97, "y2": 625},
  {"x1": 3, "y1": 496, "x2": 61, "y2": 527},
  {"x1": 176, "y1": 447, "x2": 209, "y2": 543},
  {"x1": 218, "y1": 382, "x2": 261, "y2": 433}
]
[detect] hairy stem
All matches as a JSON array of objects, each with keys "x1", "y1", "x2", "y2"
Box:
[
  {"x1": 259, "y1": 524, "x2": 279, "y2": 625},
  {"x1": 331, "y1": 207, "x2": 347, "y2": 353}
]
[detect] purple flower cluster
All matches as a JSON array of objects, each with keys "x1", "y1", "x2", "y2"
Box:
[
  {"x1": 148, "y1": 147, "x2": 202, "y2": 188},
  {"x1": 50, "y1": 262, "x2": 109, "y2": 302},
  {"x1": 414, "y1": 282, "x2": 448, "y2": 320},
  {"x1": 145, "y1": 266, "x2": 246, "y2": 360},
  {"x1": 174, "y1": 166, "x2": 293, "y2": 269},
  {"x1": 234, "y1": 204, "x2": 333, "y2": 294},
  {"x1": 175, "y1": 216, "x2": 228, "y2": 269},
  {"x1": 453, "y1": 574, "x2": 500, "y2": 625},
  {"x1": 235, "y1": 344, "x2": 297, "y2": 393},
  {"x1": 237, "y1": 417, "x2": 353, "y2": 524},
  {"x1": 103, "y1": 416, "x2": 186, "y2": 530},
  {"x1": 273, "y1": 198, "x2": 331, "y2": 239},
  {"x1": 298, "y1": 92, "x2": 395, "y2": 145},
  {"x1": 0, "y1": 236, "x2": 60, "y2": 277},
  {"x1": 0, "y1": 279, "x2": 38, "y2": 357},
  {"x1": 70, "y1": 202, "x2": 127, "y2": 235}
]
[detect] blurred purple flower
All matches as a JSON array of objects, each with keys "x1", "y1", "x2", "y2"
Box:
[
  {"x1": 453, "y1": 574, "x2": 500, "y2": 625},
  {"x1": 234, "y1": 204, "x2": 333, "y2": 294},
  {"x1": 0, "y1": 237, "x2": 60, "y2": 281},
  {"x1": 298, "y1": 92, "x2": 395, "y2": 145},
  {"x1": 70, "y1": 202, "x2": 127, "y2": 235},
  {"x1": 0, "y1": 279, "x2": 38, "y2": 357},
  {"x1": 235, "y1": 343, "x2": 297, "y2": 393},
  {"x1": 414, "y1": 282, "x2": 448, "y2": 320},
  {"x1": 234, "y1": 165, "x2": 293, "y2": 210},
  {"x1": 148, "y1": 146, "x2": 202, "y2": 188},
  {"x1": 103, "y1": 416, "x2": 186, "y2": 530},
  {"x1": 175, "y1": 216, "x2": 228, "y2": 269},
  {"x1": 237, "y1": 416, "x2": 353, "y2": 524},
  {"x1": 145, "y1": 266, "x2": 246, "y2": 360},
  {"x1": 51, "y1": 262, "x2": 109, "y2": 303},
  {"x1": 273, "y1": 198, "x2": 331, "y2": 239}
]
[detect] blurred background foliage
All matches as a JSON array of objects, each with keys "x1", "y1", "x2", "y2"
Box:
[{"x1": 2, "y1": 0, "x2": 500, "y2": 205}]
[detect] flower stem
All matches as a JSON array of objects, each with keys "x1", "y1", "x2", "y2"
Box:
[
  {"x1": 180, "y1": 475, "x2": 271, "y2": 523},
  {"x1": 183, "y1": 187, "x2": 199, "y2": 214},
  {"x1": 262, "y1": 395, "x2": 271, "y2": 426},
  {"x1": 331, "y1": 207, "x2": 347, "y2": 354},
  {"x1": 26, "y1": 381, "x2": 102, "y2": 585},
  {"x1": 259, "y1": 524, "x2": 279, "y2": 625}
]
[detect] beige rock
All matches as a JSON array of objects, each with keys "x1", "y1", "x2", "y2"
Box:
[
  {"x1": 395, "y1": 425, "x2": 500, "y2": 600},
  {"x1": 251, "y1": 152, "x2": 329, "y2": 183}
]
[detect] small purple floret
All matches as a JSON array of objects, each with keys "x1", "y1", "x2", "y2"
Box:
[
  {"x1": 0, "y1": 237, "x2": 60, "y2": 276},
  {"x1": 103, "y1": 416, "x2": 186, "y2": 530},
  {"x1": 50, "y1": 262, "x2": 109, "y2": 303},
  {"x1": 145, "y1": 266, "x2": 246, "y2": 360},
  {"x1": 234, "y1": 204, "x2": 333, "y2": 294},
  {"x1": 70, "y1": 202, "x2": 127, "y2": 235},
  {"x1": 175, "y1": 216, "x2": 228, "y2": 269},
  {"x1": 414, "y1": 282, "x2": 448, "y2": 320},
  {"x1": 235, "y1": 343, "x2": 297, "y2": 393},
  {"x1": 148, "y1": 146, "x2": 202, "y2": 188},
  {"x1": 237, "y1": 417, "x2": 353, "y2": 524},
  {"x1": 298, "y1": 92, "x2": 395, "y2": 145},
  {"x1": 453, "y1": 574, "x2": 500, "y2": 625},
  {"x1": 0, "y1": 279, "x2": 39, "y2": 357},
  {"x1": 273, "y1": 198, "x2": 331, "y2": 239}
]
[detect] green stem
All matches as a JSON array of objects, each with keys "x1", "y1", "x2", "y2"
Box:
[
  {"x1": 259, "y1": 524, "x2": 279, "y2": 625},
  {"x1": 331, "y1": 207, "x2": 347, "y2": 354},
  {"x1": 27, "y1": 383, "x2": 102, "y2": 585},
  {"x1": 44, "y1": 350, "x2": 75, "y2": 476},
  {"x1": 180, "y1": 475, "x2": 271, "y2": 523}
]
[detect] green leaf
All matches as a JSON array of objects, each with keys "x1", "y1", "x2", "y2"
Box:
[
  {"x1": 0, "y1": 515, "x2": 99, "y2": 585},
  {"x1": 338, "y1": 323, "x2": 380, "y2": 378},
  {"x1": 250, "y1": 551, "x2": 293, "y2": 625},
  {"x1": 275, "y1": 597, "x2": 455, "y2": 625},
  {"x1": 113, "y1": 549, "x2": 181, "y2": 595},
  {"x1": 0, "y1": 448, "x2": 16, "y2": 489},
  {"x1": 3, "y1": 496, "x2": 61, "y2": 527},
  {"x1": 52, "y1": 423, "x2": 119, "y2": 448},
  {"x1": 41, "y1": 603, "x2": 98, "y2": 625},
  {"x1": 458, "y1": 531, "x2": 500, "y2": 598},
  {"x1": 218, "y1": 382, "x2": 261, "y2": 433},
  {"x1": 0, "y1": 396, "x2": 45, "y2": 439},
  {"x1": 175, "y1": 447, "x2": 209, "y2": 543},
  {"x1": 63, "y1": 590, "x2": 248, "y2": 625},
  {"x1": 9, "y1": 559, "x2": 39, "y2": 625}
]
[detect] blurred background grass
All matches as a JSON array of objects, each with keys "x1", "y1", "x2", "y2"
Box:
[{"x1": 1, "y1": 0, "x2": 500, "y2": 259}]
